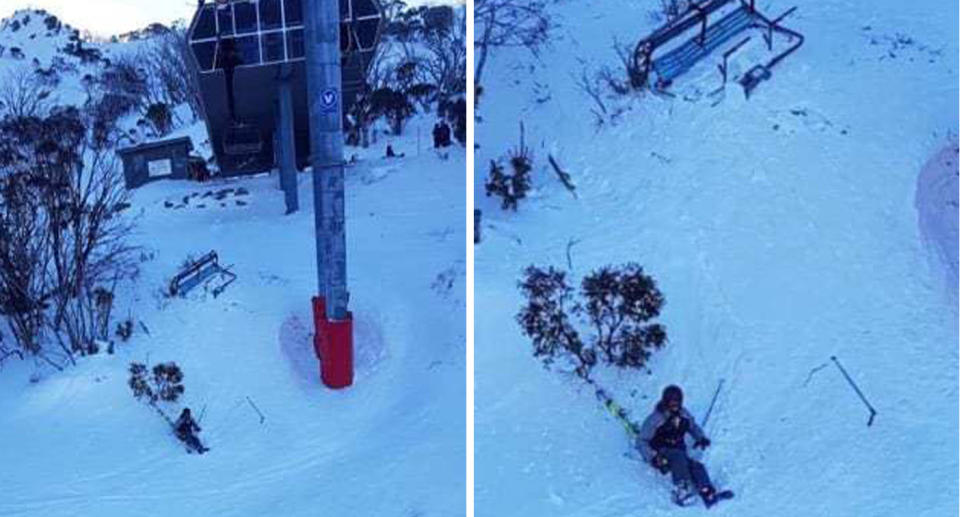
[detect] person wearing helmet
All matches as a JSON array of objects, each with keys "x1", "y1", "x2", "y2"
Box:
[
  {"x1": 174, "y1": 407, "x2": 209, "y2": 454},
  {"x1": 636, "y1": 385, "x2": 727, "y2": 507}
]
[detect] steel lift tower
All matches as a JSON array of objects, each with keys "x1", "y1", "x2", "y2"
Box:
[{"x1": 188, "y1": 0, "x2": 382, "y2": 388}]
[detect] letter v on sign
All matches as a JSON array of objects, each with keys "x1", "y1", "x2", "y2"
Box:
[{"x1": 320, "y1": 88, "x2": 340, "y2": 113}]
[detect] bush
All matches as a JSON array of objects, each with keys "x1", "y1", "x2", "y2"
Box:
[
  {"x1": 128, "y1": 361, "x2": 185, "y2": 404},
  {"x1": 144, "y1": 102, "x2": 172, "y2": 136},
  {"x1": 440, "y1": 96, "x2": 466, "y2": 145},
  {"x1": 370, "y1": 86, "x2": 414, "y2": 136},
  {"x1": 44, "y1": 14, "x2": 60, "y2": 32},
  {"x1": 485, "y1": 139, "x2": 532, "y2": 211},
  {"x1": 0, "y1": 106, "x2": 136, "y2": 366},
  {"x1": 115, "y1": 319, "x2": 134, "y2": 341},
  {"x1": 517, "y1": 263, "x2": 667, "y2": 381}
]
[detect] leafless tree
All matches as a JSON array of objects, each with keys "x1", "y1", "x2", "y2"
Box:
[
  {"x1": 574, "y1": 67, "x2": 607, "y2": 127},
  {"x1": 139, "y1": 29, "x2": 202, "y2": 121},
  {"x1": 0, "y1": 167, "x2": 51, "y2": 359},
  {"x1": 347, "y1": 45, "x2": 394, "y2": 147},
  {"x1": 474, "y1": 0, "x2": 551, "y2": 87},
  {"x1": 0, "y1": 66, "x2": 51, "y2": 119},
  {"x1": 0, "y1": 107, "x2": 137, "y2": 364},
  {"x1": 44, "y1": 143, "x2": 138, "y2": 358},
  {"x1": 659, "y1": 0, "x2": 692, "y2": 23},
  {"x1": 420, "y1": 7, "x2": 467, "y2": 104}
]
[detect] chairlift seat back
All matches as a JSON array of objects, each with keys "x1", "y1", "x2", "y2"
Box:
[
  {"x1": 652, "y1": 6, "x2": 756, "y2": 84},
  {"x1": 223, "y1": 123, "x2": 264, "y2": 156}
]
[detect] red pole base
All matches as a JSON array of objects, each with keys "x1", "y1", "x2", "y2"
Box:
[{"x1": 312, "y1": 296, "x2": 353, "y2": 389}]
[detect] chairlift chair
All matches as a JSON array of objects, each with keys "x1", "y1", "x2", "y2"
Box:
[
  {"x1": 632, "y1": 0, "x2": 804, "y2": 93},
  {"x1": 223, "y1": 122, "x2": 263, "y2": 155}
]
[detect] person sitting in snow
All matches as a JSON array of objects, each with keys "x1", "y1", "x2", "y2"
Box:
[
  {"x1": 174, "y1": 407, "x2": 209, "y2": 454},
  {"x1": 385, "y1": 144, "x2": 404, "y2": 158},
  {"x1": 636, "y1": 385, "x2": 730, "y2": 507}
]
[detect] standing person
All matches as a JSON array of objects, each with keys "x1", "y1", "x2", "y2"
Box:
[
  {"x1": 636, "y1": 385, "x2": 732, "y2": 507},
  {"x1": 439, "y1": 120, "x2": 452, "y2": 147},
  {"x1": 432, "y1": 120, "x2": 444, "y2": 148}
]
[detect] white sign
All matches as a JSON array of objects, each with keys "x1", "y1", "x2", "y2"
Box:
[
  {"x1": 320, "y1": 88, "x2": 340, "y2": 112},
  {"x1": 147, "y1": 159, "x2": 172, "y2": 178}
]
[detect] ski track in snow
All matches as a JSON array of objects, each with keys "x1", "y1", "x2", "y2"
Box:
[{"x1": 476, "y1": 1, "x2": 957, "y2": 516}]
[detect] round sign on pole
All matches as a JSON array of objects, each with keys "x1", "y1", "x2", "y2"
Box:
[{"x1": 320, "y1": 88, "x2": 340, "y2": 112}]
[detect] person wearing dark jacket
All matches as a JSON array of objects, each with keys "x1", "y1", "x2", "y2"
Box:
[
  {"x1": 432, "y1": 120, "x2": 452, "y2": 148},
  {"x1": 636, "y1": 385, "x2": 722, "y2": 506},
  {"x1": 174, "y1": 407, "x2": 209, "y2": 454}
]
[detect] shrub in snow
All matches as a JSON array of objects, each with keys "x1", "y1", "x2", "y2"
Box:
[
  {"x1": 62, "y1": 40, "x2": 101, "y2": 63},
  {"x1": 129, "y1": 361, "x2": 185, "y2": 404},
  {"x1": 144, "y1": 102, "x2": 173, "y2": 136},
  {"x1": 43, "y1": 14, "x2": 60, "y2": 32},
  {"x1": 371, "y1": 86, "x2": 414, "y2": 136},
  {"x1": 485, "y1": 159, "x2": 520, "y2": 211},
  {"x1": 34, "y1": 66, "x2": 60, "y2": 88},
  {"x1": 517, "y1": 263, "x2": 667, "y2": 381},
  {"x1": 440, "y1": 96, "x2": 466, "y2": 145},
  {"x1": 485, "y1": 132, "x2": 533, "y2": 211},
  {"x1": 115, "y1": 319, "x2": 134, "y2": 341},
  {"x1": 581, "y1": 264, "x2": 667, "y2": 369}
]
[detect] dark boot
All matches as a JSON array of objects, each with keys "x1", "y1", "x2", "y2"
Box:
[
  {"x1": 701, "y1": 486, "x2": 735, "y2": 508},
  {"x1": 700, "y1": 485, "x2": 717, "y2": 506}
]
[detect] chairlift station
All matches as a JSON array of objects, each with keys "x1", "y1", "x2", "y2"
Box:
[{"x1": 187, "y1": 0, "x2": 382, "y2": 175}]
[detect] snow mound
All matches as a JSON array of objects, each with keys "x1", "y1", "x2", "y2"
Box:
[{"x1": 915, "y1": 143, "x2": 959, "y2": 292}]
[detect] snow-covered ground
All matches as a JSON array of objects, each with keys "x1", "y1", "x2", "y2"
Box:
[
  {"x1": 0, "y1": 9, "x2": 466, "y2": 512},
  {"x1": 0, "y1": 127, "x2": 465, "y2": 517},
  {"x1": 475, "y1": 1, "x2": 958, "y2": 516}
]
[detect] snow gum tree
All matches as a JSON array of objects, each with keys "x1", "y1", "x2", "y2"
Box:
[{"x1": 0, "y1": 105, "x2": 136, "y2": 368}]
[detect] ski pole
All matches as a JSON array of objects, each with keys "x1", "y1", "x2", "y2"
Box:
[
  {"x1": 830, "y1": 356, "x2": 878, "y2": 427},
  {"x1": 701, "y1": 379, "x2": 724, "y2": 428},
  {"x1": 246, "y1": 396, "x2": 266, "y2": 424}
]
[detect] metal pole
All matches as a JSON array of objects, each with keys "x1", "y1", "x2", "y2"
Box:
[
  {"x1": 830, "y1": 356, "x2": 878, "y2": 426},
  {"x1": 278, "y1": 64, "x2": 299, "y2": 214},
  {"x1": 305, "y1": 0, "x2": 349, "y2": 319},
  {"x1": 701, "y1": 379, "x2": 724, "y2": 428}
]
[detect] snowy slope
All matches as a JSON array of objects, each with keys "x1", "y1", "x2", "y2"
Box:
[
  {"x1": 0, "y1": 9, "x2": 211, "y2": 157},
  {"x1": 0, "y1": 60, "x2": 466, "y2": 517},
  {"x1": 475, "y1": 1, "x2": 958, "y2": 516}
]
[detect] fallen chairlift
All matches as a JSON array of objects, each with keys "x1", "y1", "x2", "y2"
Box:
[
  {"x1": 632, "y1": 0, "x2": 804, "y2": 96},
  {"x1": 168, "y1": 250, "x2": 237, "y2": 298}
]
